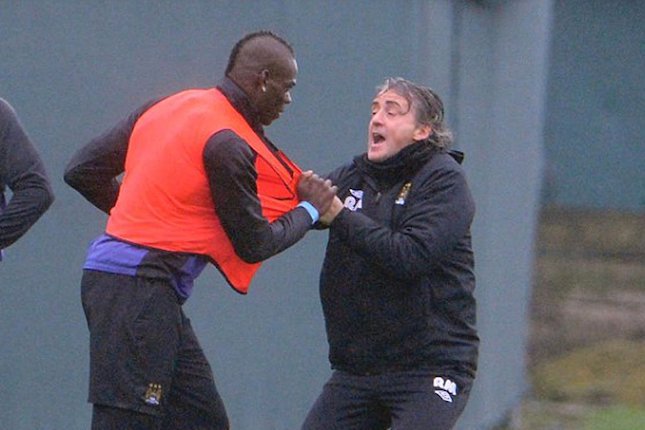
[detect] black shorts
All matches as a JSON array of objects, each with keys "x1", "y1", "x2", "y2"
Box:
[
  {"x1": 302, "y1": 368, "x2": 473, "y2": 430},
  {"x1": 81, "y1": 270, "x2": 228, "y2": 427}
]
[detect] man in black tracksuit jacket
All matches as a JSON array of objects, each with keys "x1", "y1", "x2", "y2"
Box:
[
  {"x1": 303, "y1": 78, "x2": 478, "y2": 430},
  {"x1": 0, "y1": 98, "x2": 54, "y2": 260}
]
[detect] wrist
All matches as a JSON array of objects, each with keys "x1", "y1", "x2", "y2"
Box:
[{"x1": 297, "y1": 201, "x2": 320, "y2": 224}]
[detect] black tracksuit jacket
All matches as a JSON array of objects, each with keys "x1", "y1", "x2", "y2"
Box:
[
  {"x1": 0, "y1": 98, "x2": 54, "y2": 251},
  {"x1": 321, "y1": 142, "x2": 479, "y2": 377}
]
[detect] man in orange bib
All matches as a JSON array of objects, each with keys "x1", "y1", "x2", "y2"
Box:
[{"x1": 65, "y1": 31, "x2": 335, "y2": 429}]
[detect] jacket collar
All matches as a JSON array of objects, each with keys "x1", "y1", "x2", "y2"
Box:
[
  {"x1": 355, "y1": 141, "x2": 436, "y2": 187},
  {"x1": 217, "y1": 77, "x2": 263, "y2": 134}
]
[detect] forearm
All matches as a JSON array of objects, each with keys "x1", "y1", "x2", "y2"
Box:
[
  {"x1": 205, "y1": 131, "x2": 314, "y2": 263},
  {"x1": 64, "y1": 157, "x2": 120, "y2": 214},
  {"x1": 330, "y1": 209, "x2": 435, "y2": 280},
  {"x1": 0, "y1": 182, "x2": 53, "y2": 248},
  {"x1": 64, "y1": 134, "x2": 127, "y2": 213},
  {"x1": 64, "y1": 99, "x2": 158, "y2": 213},
  {"x1": 230, "y1": 207, "x2": 313, "y2": 263},
  {"x1": 330, "y1": 172, "x2": 474, "y2": 280},
  {"x1": 0, "y1": 99, "x2": 55, "y2": 248}
]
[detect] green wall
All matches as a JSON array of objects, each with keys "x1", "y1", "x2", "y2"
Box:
[{"x1": 544, "y1": 0, "x2": 645, "y2": 211}]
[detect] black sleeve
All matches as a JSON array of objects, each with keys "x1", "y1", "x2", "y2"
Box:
[
  {"x1": 0, "y1": 100, "x2": 54, "y2": 250},
  {"x1": 330, "y1": 165, "x2": 475, "y2": 281},
  {"x1": 203, "y1": 130, "x2": 313, "y2": 263},
  {"x1": 63, "y1": 99, "x2": 159, "y2": 214}
]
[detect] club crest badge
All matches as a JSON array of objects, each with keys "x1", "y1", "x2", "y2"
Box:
[
  {"x1": 395, "y1": 182, "x2": 412, "y2": 205},
  {"x1": 144, "y1": 383, "x2": 163, "y2": 406}
]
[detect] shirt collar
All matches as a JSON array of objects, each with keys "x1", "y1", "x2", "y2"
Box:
[{"x1": 216, "y1": 77, "x2": 263, "y2": 133}]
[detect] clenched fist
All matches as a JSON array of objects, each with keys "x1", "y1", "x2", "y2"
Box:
[{"x1": 297, "y1": 171, "x2": 337, "y2": 215}]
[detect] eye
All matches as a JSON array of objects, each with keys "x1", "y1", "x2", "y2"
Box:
[{"x1": 385, "y1": 108, "x2": 398, "y2": 117}]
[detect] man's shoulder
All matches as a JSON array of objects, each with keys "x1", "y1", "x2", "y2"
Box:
[
  {"x1": 407, "y1": 150, "x2": 469, "y2": 191},
  {"x1": 423, "y1": 149, "x2": 466, "y2": 173},
  {"x1": 204, "y1": 129, "x2": 256, "y2": 165},
  {"x1": 0, "y1": 98, "x2": 17, "y2": 126},
  {"x1": 0, "y1": 98, "x2": 10, "y2": 111}
]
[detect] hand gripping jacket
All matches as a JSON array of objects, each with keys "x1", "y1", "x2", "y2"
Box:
[{"x1": 105, "y1": 88, "x2": 302, "y2": 293}]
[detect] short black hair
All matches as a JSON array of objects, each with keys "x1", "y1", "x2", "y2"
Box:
[{"x1": 225, "y1": 30, "x2": 294, "y2": 75}]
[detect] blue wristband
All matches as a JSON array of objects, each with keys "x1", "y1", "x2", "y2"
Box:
[{"x1": 297, "y1": 201, "x2": 320, "y2": 224}]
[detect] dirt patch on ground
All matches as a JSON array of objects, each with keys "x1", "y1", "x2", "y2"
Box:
[
  {"x1": 528, "y1": 207, "x2": 645, "y2": 366},
  {"x1": 500, "y1": 207, "x2": 645, "y2": 429}
]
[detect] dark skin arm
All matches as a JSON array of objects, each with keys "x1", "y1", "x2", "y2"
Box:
[{"x1": 297, "y1": 170, "x2": 337, "y2": 215}]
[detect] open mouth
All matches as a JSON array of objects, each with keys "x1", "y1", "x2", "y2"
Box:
[{"x1": 372, "y1": 132, "x2": 385, "y2": 144}]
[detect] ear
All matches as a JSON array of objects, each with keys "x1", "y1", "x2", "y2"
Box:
[
  {"x1": 258, "y1": 69, "x2": 270, "y2": 92},
  {"x1": 413, "y1": 124, "x2": 432, "y2": 141}
]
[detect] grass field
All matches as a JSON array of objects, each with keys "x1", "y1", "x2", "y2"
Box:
[{"x1": 496, "y1": 207, "x2": 645, "y2": 429}]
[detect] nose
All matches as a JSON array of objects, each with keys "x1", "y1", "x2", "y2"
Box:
[
  {"x1": 283, "y1": 91, "x2": 292, "y2": 104},
  {"x1": 371, "y1": 109, "x2": 384, "y2": 125}
]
